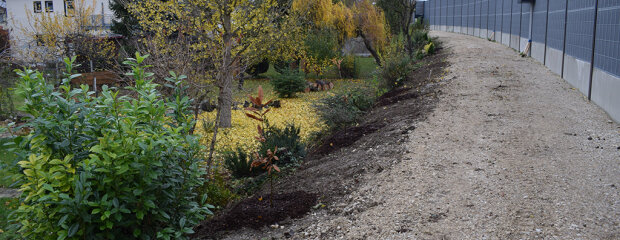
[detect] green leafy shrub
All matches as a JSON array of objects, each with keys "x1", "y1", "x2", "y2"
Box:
[
  {"x1": 314, "y1": 87, "x2": 376, "y2": 130},
  {"x1": 410, "y1": 28, "x2": 430, "y2": 51},
  {"x1": 197, "y1": 172, "x2": 237, "y2": 209},
  {"x1": 224, "y1": 147, "x2": 262, "y2": 178},
  {"x1": 260, "y1": 124, "x2": 306, "y2": 166},
  {"x1": 378, "y1": 54, "x2": 415, "y2": 89},
  {"x1": 10, "y1": 54, "x2": 212, "y2": 240},
  {"x1": 270, "y1": 68, "x2": 306, "y2": 98},
  {"x1": 304, "y1": 28, "x2": 339, "y2": 66},
  {"x1": 339, "y1": 55, "x2": 357, "y2": 79}
]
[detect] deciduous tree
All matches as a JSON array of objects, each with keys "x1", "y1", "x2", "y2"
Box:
[
  {"x1": 129, "y1": 0, "x2": 285, "y2": 128},
  {"x1": 291, "y1": 0, "x2": 388, "y2": 67},
  {"x1": 377, "y1": 0, "x2": 416, "y2": 57}
]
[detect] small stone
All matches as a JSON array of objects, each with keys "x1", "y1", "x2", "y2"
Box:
[{"x1": 587, "y1": 137, "x2": 593, "y2": 140}]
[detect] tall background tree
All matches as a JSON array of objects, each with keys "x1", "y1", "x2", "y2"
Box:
[
  {"x1": 128, "y1": 0, "x2": 286, "y2": 128},
  {"x1": 376, "y1": 0, "x2": 416, "y2": 57},
  {"x1": 291, "y1": 0, "x2": 388, "y2": 66},
  {"x1": 109, "y1": 0, "x2": 141, "y2": 39}
]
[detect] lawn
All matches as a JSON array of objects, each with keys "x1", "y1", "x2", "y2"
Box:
[
  {"x1": 0, "y1": 137, "x2": 19, "y2": 188},
  {"x1": 0, "y1": 197, "x2": 18, "y2": 238},
  {"x1": 195, "y1": 77, "x2": 374, "y2": 162}
]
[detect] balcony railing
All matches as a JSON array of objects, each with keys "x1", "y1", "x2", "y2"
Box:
[{"x1": 85, "y1": 14, "x2": 114, "y2": 30}]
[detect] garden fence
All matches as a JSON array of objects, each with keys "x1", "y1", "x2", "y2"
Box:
[{"x1": 423, "y1": 0, "x2": 620, "y2": 123}]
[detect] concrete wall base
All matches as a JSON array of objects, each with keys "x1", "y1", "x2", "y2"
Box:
[
  {"x1": 592, "y1": 69, "x2": 620, "y2": 123},
  {"x1": 520, "y1": 37, "x2": 529, "y2": 53},
  {"x1": 510, "y1": 35, "x2": 520, "y2": 50},
  {"x1": 531, "y1": 42, "x2": 545, "y2": 64},
  {"x1": 563, "y1": 55, "x2": 592, "y2": 96},
  {"x1": 501, "y1": 32, "x2": 510, "y2": 46},
  {"x1": 474, "y1": 28, "x2": 480, "y2": 37},
  {"x1": 545, "y1": 47, "x2": 563, "y2": 75}
]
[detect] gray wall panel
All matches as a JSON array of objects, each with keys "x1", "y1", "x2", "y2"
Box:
[
  {"x1": 447, "y1": 0, "x2": 454, "y2": 30},
  {"x1": 488, "y1": 0, "x2": 496, "y2": 33},
  {"x1": 481, "y1": 0, "x2": 488, "y2": 37},
  {"x1": 532, "y1": 0, "x2": 548, "y2": 44},
  {"x1": 441, "y1": 0, "x2": 447, "y2": 27},
  {"x1": 475, "y1": 0, "x2": 481, "y2": 29},
  {"x1": 502, "y1": 0, "x2": 511, "y2": 34},
  {"x1": 565, "y1": 0, "x2": 596, "y2": 62},
  {"x1": 547, "y1": 0, "x2": 567, "y2": 50},
  {"x1": 594, "y1": 0, "x2": 620, "y2": 77},
  {"x1": 521, "y1": 2, "x2": 531, "y2": 39},
  {"x1": 454, "y1": 0, "x2": 462, "y2": 29},
  {"x1": 469, "y1": 0, "x2": 475, "y2": 35}
]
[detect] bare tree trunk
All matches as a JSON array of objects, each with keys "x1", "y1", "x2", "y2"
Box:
[
  {"x1": 216, "y1": 8, "x2": 234, "y2": 128},
  {"x1": 359, "y1": 32, "x2": 382, "y2": 67},
  {"x1": 403, "y1": 2, "x2": 416, "y2": 57}
]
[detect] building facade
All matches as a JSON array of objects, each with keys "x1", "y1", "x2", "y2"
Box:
[{"x1": 5, "y1": 0, "x2": 115, "y2": 60}]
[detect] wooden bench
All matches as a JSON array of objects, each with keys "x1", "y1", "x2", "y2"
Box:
[{"x1": 71, "y1": 71, "x2": 121, "y2": 90}]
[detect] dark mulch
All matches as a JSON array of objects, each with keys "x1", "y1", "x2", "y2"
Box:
[
  {"x1": 193, "y1": 191, "x2": 317, "y2": 237},
  {"x1": 314, "y1": 121, "x2": 386, "y2": 155},
  {"x1": 375, "y1": 91, "x2": 420, "y2": 107}
]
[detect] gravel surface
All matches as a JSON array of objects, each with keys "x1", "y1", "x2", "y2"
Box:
[
  {"x1": 0, "y1": 188, "x2": 19, "y2": 198},
  {"x1": 220, "y1": 31, "x2": 620, "y2": 239}
]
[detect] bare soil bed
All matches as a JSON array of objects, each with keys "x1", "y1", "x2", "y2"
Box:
[{"x1": 192, "y1": 47, "x2": 449, "y2": 239}]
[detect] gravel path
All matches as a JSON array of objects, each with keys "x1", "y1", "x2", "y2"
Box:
[
  {"x1": 221, "y1": 31, "x2": 620, "y2": 239},
  {"x1": 336, "y1": 31, "x2": 620, "y2": 239}
]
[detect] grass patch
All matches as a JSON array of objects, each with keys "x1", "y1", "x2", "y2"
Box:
[
  {"x1": 0, "y1": 137, "x2": 19, "y2": 188},
  {"x1": 0, "y1": 197, "x2": 18, "y2": 238}
]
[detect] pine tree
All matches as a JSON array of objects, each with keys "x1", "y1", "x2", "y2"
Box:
[{"x1": 109, "y1": 0, "x2": 140, "y2": 38}]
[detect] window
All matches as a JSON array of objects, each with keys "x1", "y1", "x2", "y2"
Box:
[
  {"x1": 45, "y1": 1, "x2": 53, "y2": 12},
  {"x1": 65, "y1": 0, "x2": 74, "y2": 10},
  {"x1": 64, "y1": 0, "x2": 74, "y2": 16},
  {"x1": 33, "y1": 1, "x2": 42, "y2": 13}
]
